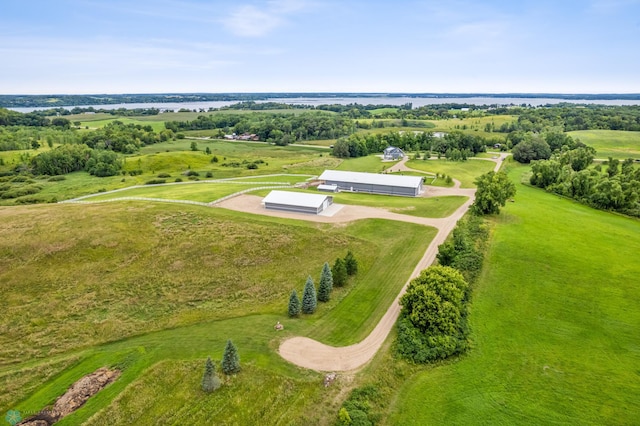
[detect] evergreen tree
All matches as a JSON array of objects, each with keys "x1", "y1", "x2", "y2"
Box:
[
  {"x1": 202, "y1": 357, "x2": 221, "y2": 393},
  {"x1": 317, "y1": 262, "x2": 333, "y2": 302},
  {"x1": 301, "y1": 275, "x2": 317, "y2": 314},
  {"x1": 288, "y1": 289, "x2": 301, "y2": 317},
  {"x1": 344, "y1": 250, "x2": 358, "y2": 276},
  {"x1": 221, "y1": 339, "x2": 241, "y2": 375},
  {"x1": 332, "y1": 258, "x2": 348, "y2": 287}
]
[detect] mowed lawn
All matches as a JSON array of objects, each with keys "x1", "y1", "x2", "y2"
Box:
[
  {"x1": 389, "y1": 165, "x2": 640, "y2": 424},
  {"x1": 406, "y1": 158, "x2": 496, "y2": 187},
  {"x1": 568, "y1": 129, "x2": 640, "y2": 159}
]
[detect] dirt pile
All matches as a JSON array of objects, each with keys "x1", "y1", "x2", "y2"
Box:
[{"x1": 19, "y1": 367, "x2": 120, "y2": 425}]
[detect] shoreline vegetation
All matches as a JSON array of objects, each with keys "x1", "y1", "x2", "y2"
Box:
[{"x1": 3, "y1": 92, "x2": 640, "y2": 109}]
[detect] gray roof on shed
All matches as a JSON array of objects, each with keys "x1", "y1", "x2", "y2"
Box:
[
  {"x1": 262, "y1": 190, "x2": 331, "y2": 208},
  {"x1": 318, "y1": 170, "x2": 422, "y2": 189}
]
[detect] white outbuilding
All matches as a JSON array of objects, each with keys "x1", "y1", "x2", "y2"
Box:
[
  {"x1": 318, "y1": 170, "x2": 423, "y2": 197},
  {"x1": 262, "y1": 190, "x2": 334, "y2": 214}
]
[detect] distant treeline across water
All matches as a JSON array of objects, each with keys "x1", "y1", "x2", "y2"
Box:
[{"x1": 3, "y1": 93, "x2": 640, "y2": 111}]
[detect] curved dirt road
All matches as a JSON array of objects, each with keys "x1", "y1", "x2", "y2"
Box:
[{"x1": 218, "y1": 153, "x2": 508, "y2": 371}]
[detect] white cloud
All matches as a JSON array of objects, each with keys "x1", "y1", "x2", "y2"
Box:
[{"x1": 223, "y1": 0, "x2": 314, "y2": 37}]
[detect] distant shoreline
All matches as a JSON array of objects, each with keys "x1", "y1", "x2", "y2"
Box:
[{"x1": 3, "y1": 92, "x2": 640, "y2": 110}]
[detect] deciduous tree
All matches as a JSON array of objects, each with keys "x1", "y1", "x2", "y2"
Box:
[{"x1": 471, "y1": 171, "x2": 516, "y2": 215}]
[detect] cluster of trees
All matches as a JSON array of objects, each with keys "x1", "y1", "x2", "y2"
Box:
[
  {"x1": 0, "y1": 126, "x2": 81, "y2": 151},
  {"x1": 396, "y1": 213, "x2": 491, "y2": 364},
  {"x1": 0, "y1": 108, "x2": 73, "y2": 128},
  {"x1": 436, "y1": 215, "x2": 489, "y2": 283},
  {"x1": 81, "y1": 121, "x2": 174, "y2": 153},
  {"x1": 201, "y1": 339, "x2": 241, "y2": 393},
  {"x1": 396, "y1": 266, "x2": 470, "y2": 362},
  {"x1": 29, "y1": 144, "x2": 122, "y2": 177},
  {"x1": 508, "y1": 130, "x2": 583, "y2": 163},
  {"x1": 288, "y1": 252, "x2": 358, "y2": 317},
  {"x1": 530, "y1": 152, "x2": 640, "y2": 217},
  {"x1": 496, "y1": 105, "x2": 640, "y2": 132},
  {"x1": 332, "y1": 130, "x2": 490, "y2": 159},
  {"x1": 165, "y1": 112, "x2": 354, "y2": 145}
]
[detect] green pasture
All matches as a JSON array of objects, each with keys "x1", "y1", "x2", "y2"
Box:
[
  {"x1": 426, "y1": 115, "x2": 516, "y2": 139},
  {"x1": 389, "y1": 164, "x2": 640, "y2": 424},
  {"x1": 406, "y1": 158, "x2": 497, "y2": 187},
  {"x1": 79, "y1": 117, "x2": 166, "y2": 132},
  {"x1": 0, "y1": 142, "x2": 336, "y2": 205},
  {"x1": 568, "y1": 129, "x2": 640, "y2": 159},
  {"x1": 81, "y1": 182, "x2": 278, "y2": 203},
  {"x1": 0, "y1": 201, "x2": 435, "y2": 423}
]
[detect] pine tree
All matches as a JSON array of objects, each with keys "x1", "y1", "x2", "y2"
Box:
[
  {"x1": 288, "y1": 289, "x2": 301, "y2": 317},
  {"x1": 202, "y1": 357, "x2": 221, "y2": 393},
  {"x1": 344, "y1": 250, "x2": 358, "y2": 276},
  {"x1": 221, "y1": 339, "x2": 241, "y2": 375},
  {"x1": 332, "y1": 258, "x2": 348, "y2": 287},
  {"x1": 301, "y1": 275, "x2": 317, "y2": 314},
  {"x1": 317, "y1": 262, "x2": 333, "y2": 302}
]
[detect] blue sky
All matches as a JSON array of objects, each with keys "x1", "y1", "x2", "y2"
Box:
[{"x1": 1, "y1": 0, "x2": 639, "y2": 94}]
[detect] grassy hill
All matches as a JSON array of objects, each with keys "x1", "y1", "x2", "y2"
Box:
[
  {"x1": 568, "y1": 129, "x2": 640, "y2": 160},
  {"x1": 387, "y1": 164, "x2": 640, "y2": 424},
  {"x1": 0, "y1": 200, "x2": 436, "y2": 423}
]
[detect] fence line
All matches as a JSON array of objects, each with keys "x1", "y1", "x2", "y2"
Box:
[{"x1": 60, "y1": 185, "x2": 292, "y2": 207}]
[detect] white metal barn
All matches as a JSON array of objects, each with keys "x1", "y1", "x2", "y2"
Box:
[
  {"x1": 262, "y1": 190, "x2": 334, "y2": 214},
  {"x1": 318, "y1": 170, "x2": 423, "y2": 197}
]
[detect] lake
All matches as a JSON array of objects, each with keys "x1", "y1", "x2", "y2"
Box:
[{"x1": 9, "y1": 95, "x2": 640, "y2": 113}]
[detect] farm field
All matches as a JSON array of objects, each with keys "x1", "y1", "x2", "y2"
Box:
[
  {"x1": 568, "y1": 129, "x2": 640, "y2": 159},
  {"x1": 388, "y1": 164, "x2": 640, "y2": 424}
]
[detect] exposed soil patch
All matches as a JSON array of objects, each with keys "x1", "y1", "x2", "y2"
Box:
[{"x1": 19, "y1": 367, "x2": 120, "y2": 425}]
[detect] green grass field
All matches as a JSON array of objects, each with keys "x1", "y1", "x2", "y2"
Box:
[
  {"x1": 406, "y1": 158, "x2": 497, "y2": 187},
  {"x1": 388, "y1": 164, "x2": 640, "y2": 424},
  {"x1": 568, "y1": 129, "x2": 640, "y2": 159},
  {"x1": 0, "y1": 200, "x2": 436, "y2": 423},
  {"x1": 426, "y1": 115, "x2": 516, "y2": 139}
]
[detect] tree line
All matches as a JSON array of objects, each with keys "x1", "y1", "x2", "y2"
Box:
[
  {"x1": 165, "y1": 111, "x2": 354, "y2": 145},
  {"x1": 530, "y1": 151, "x2": 640, "y2": 217},
  {"x1": 331, "y1": 130, "x2": 489, "y2": 159}
]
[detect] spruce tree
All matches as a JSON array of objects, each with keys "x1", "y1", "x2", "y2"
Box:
[
  {"x1": 288, "y1": 289, "x2": 301, "y2": 317},
  {"x1": 202, "y1": 357, "x2": 221, "y2": 393},
  {"x1": 344, "y1": 251, "x2": 358, "y2": 276},
  {"x1": 221, "y1": 339, "x2": 241, "y2": 375},
  {"x1": 332, "y1": 258, "x2": 348, "y2": 287},
  {"x1": 301, "y1": 275, "x2": 317, "y2": 314},
  {"x1": 317, "y1": 262, "x2": 333, "y2": 302}
]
